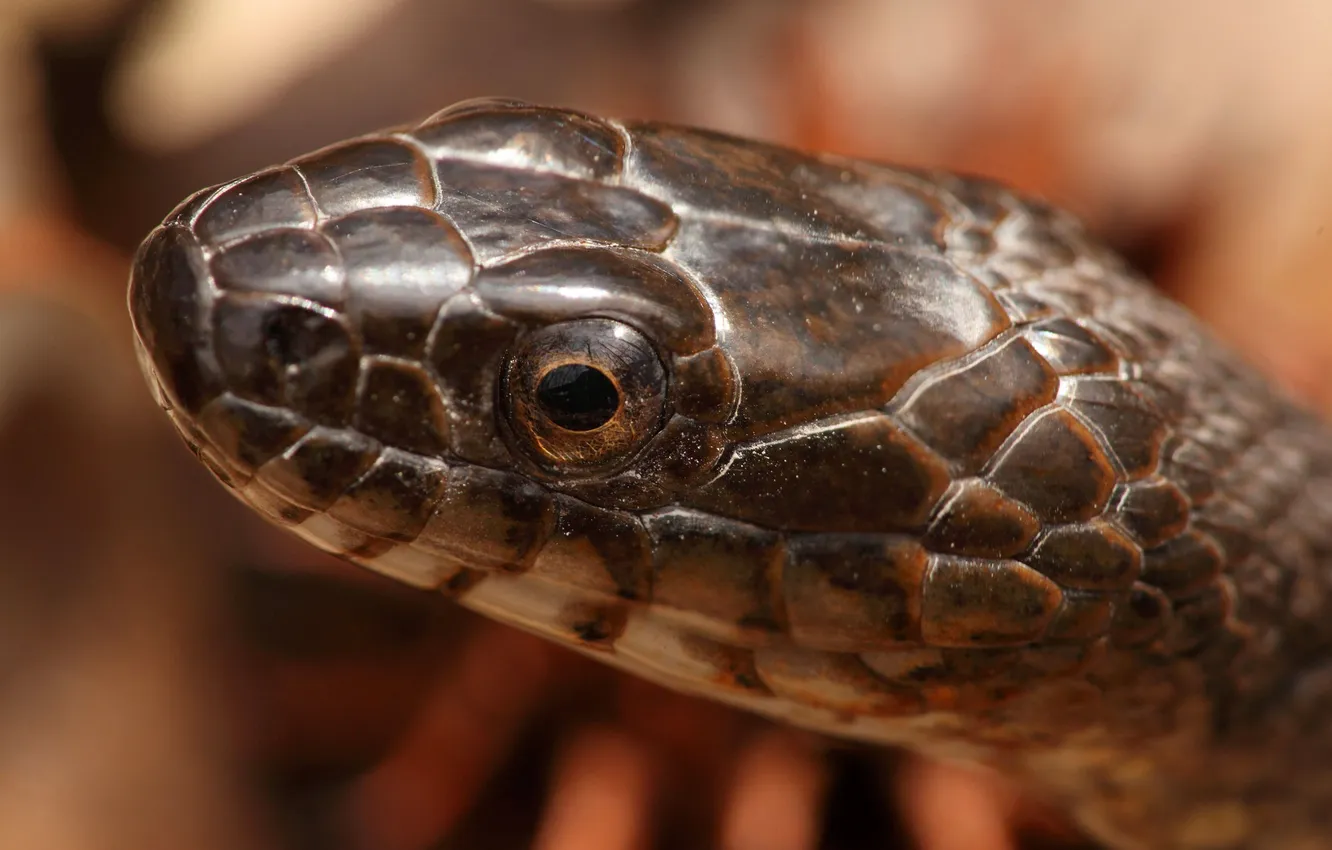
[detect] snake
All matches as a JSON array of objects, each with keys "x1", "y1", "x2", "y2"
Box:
[{"x1": 126, "y1": 98, "x2": 1332, "y2": 849}]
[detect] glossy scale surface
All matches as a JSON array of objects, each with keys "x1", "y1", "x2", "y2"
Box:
[{"x1": 130, "y1": 99, "x2": 1332, "y2": 849}]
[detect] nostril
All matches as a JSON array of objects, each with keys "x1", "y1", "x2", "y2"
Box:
[
  {"x1": 211, "y1": 294, "x2": 359, "y2": 426},
  {"x1": 128, "y1": 224, "x2": 348, "y2": 488}
]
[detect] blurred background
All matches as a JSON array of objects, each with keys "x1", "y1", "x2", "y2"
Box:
[{"x1": 3, "y1": 2, "x2": 1332, "y2": 848}]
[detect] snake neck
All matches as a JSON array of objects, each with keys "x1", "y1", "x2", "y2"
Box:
[{"x1": 976, "y1": 652, "x2": 1332, "y2": 850}]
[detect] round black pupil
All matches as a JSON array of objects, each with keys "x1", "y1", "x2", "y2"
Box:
[{"x1": 536, "y1": 364, "x2": 620, "y2": 431}]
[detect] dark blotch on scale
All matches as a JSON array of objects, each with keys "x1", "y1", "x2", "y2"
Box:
[
  {"x1": 326, "y1": 449, "x2": 449, "y2": 542},
  {"x1": 1111, "y1": 582, "x2": 1173, "y2": 646},
  {"x1": 644, "y1": 510, "x2": 785, "y2": 636},
  {"x1": 196, "y1": 394, "x2": 310, "y2": 471},
  {"x1": 258, "y1": 428, "x2": 381, "y2": 511},
  {"x1": 782, "y1": 533, "x2": 927, "y2": 651},
  {"x1": 415, "y1": 466, "x2": 555, "y2": 570}
]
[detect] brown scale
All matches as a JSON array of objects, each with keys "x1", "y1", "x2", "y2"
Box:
[
  {"x1": 691, "y1": 414, "x2": 952, "y2": 533},
  {"x1": 426, "y1": 293, "x2": 519, "y2": 464},
  {"x1": 922, "y1": 478, "x2": 1041, "y2": 558},
  {"x1": 1060, "y1": 378, "x2": 1168, "y2": 479},
  {"x1": 195, "y1": 168, "x2": 319, "y2": 243},
  {"x1": 752, "y1": 649, "x2": 924, "y2": 718},
  {"x1": 413, "y1": 465, "x2": 554, "y2": 571},
  {"x1": 641, "y1": 510, "x2": 786, "y2": 641},
  {"x1": 665, "y1": 220, "x2": 1013, "y2": 434},
  {"x1": 1140, "y1": 532, "x2": 1226, "y2": 599},
  {"x1": 549, "y1": 417, "x2": 724, "y2": 511},
  {"x1": 414, "y1": 103, "x2": 626, "y2": 180},
  {"x1": 1022, "y1": 317, "x2": 1121, "y2": 376},
  {"x1": 295, "y1": 138, "x2": 437, "y2": 216},
  {"x1": 129, "y1": 225, "x2": 220, "y2": 413},
  {"x1": 527, "y1": 497, "x2": 654, "y2": 601},
  {"x1": 475, "y1": 248, "x2": 713, "y2": 354},
  {"x1": 257, "y1": 427, "x2": 380, "y2": 512},
  {"x1": 1110, "y1": 476, "x2": 1191, "y2": 547},
  {"x1": 626, "y1": 121, "x2": 880, "y2": 240},
  {"x1": 985, "y1": 408, "x2": 1118, "y2": 523},
  {"x1": 435, "y1": 158, "x2": 677, "y2": 263},
  {"x1": 892, "y1": 336, "x2": 1059, "y2": 474},
  {"x1": 796, "y1": 159, "x2": 955, "y2": 250},
  {"x1": 195, "y1": 393, "x2": 309, "y2": 473},
  {"x1": 1111, "y1": 583, "x2": 1174, "y2": 647},
  {"x1": 672, "y1": 348, "x2": 739, "y2": 423},
  {"x1": 354, "y1": 359, "x2": 450, "y2": 456},
  {"x1": 324, "y1": 207, "x2": 472, "y2": 358},
  {"x1": 1044, "y1": 592, "x2": 1115, "y2": 642},
  {"x1": 919, "y1": 556, "x2": 1063, "y2": 646},
  {"x1": 1160, "y1": 434, "x2": 1223, "y2": 503},
  {"x1": 209, "y1": 228, "x2": 345, "y2": 305},
  {"x1": 1025, "y1": 519, "x2": 1142, "y2": 591},
  {"x1": 323, "y1": 448, "x2": 449, "y2": 542},
  {"x1": 782, "y1": 533, "x2": 927, "y2": 651}
]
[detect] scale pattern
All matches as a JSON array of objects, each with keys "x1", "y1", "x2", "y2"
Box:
[{"x1": 130, "y1": 100, "x2": 1332, "y2": 849}]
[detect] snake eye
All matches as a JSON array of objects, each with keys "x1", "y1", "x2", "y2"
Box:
[
  {"x1": 503, "y1": 318, "x2": 667, "y2": 474},
  {"x1": 536, "y1": 364, "x2": 620, "y2": 431}
]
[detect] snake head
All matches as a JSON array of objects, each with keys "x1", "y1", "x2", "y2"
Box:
[
  {"x1": 131, "y1": 98, "x2": 1229, "y2": 741},
  {"x1": 129, "y1": 97, "x2": 1332, "y2": 850}
]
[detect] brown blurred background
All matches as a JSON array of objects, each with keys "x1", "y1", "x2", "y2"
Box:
[{"x1": 2, "y1": 2, "x2": 1331, "y2": 849}]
